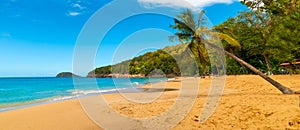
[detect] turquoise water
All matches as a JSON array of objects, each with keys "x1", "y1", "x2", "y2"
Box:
[{"x1": 0, "y1": 77, "x2": 167, "y2": 112}]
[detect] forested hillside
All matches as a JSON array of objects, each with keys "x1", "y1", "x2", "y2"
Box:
[
  {"x1": 87, "y1": 44, "x2": 199, "y2": 78},
  {"x1": 88, "y1": 0, "x2": 300, "y2": 77}
]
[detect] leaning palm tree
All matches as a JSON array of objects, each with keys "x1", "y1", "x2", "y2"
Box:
[{"x1": 170, "y1": 9, "x2": 297, "y2": 94}]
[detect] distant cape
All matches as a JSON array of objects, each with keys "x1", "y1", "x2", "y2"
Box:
[{"x1": 56, "y1": 72, "x2": 81, "y2": 78}]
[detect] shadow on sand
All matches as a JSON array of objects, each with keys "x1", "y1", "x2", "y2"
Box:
[{"x1": 141, "y1": 88, "x2": 179, "y2": 93}]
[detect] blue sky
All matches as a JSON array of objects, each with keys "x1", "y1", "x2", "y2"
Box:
[{"x1": 0, "y1": 0, "x2": 248, "y2": 77}]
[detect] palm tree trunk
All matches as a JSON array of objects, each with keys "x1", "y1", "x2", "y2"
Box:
[{"x1": 206, "y1": 42, "x2": 295, "y2": 94}]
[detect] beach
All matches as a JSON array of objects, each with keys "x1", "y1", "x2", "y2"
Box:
[{"x1": 1, "y1": 75, "x2": 300, "y2": 129}]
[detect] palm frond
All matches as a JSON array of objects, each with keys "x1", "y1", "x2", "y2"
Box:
[
  {"x1": 216, "y1": 32, "x2": 241, "y2": 48},
  {"x1": 197, "y1": 10, "x2": 206, "y2": 28},
  {"x1": 171, "y1": 18, "x2": 195, "y2": 34},
  {"x1": 177, "y1": 9, "x2": 196, "y2": 30}
]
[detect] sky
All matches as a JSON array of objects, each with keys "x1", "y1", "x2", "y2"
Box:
[{"x1": 0, "y1": 0, "x2": 248, "y2": 77}]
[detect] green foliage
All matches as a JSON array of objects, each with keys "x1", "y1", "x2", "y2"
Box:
[
  {"x1": 128, "y1": 45, "x2": 199, "y2": 76},
  {"x1": 226, "y1": 57, "x2": 251, "y2": 75},
  {"x1": 90, "y1": 1, "x2": 300, "y2": 76},
  {"x1": 170, "y1": 9, "x2": 244, "y2": 75},
  {"x1": 94, "y1": 65, "x2": 112, "y2": 74},
  {"x1": 89, "y1": 44, "x2": 198, "y2": 77},
  {"x1": 215, "y1": 0, "x2": 300, "y2": 74}
]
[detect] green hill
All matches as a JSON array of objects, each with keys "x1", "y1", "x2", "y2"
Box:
[{"x1": 87, "y1": 43, "x2": 199, "y2": 78}]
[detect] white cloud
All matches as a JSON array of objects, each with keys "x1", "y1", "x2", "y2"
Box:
[
  {"x1": 66, "y1": 0, "x2": 88, "y2": 16},
  {"x1": 138, "y1": 0, "x2": 238, "y2": 10},
  {"x1": 72, "y1": 3, "x2": 85, "y2": 9},
  {"x1": 68, "y1": 12, "x2": 81, "y2": 16}
]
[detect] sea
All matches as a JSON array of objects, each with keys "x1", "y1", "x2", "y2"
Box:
[{"x1": 0, "y1": 77, "x2": 168, "y2": 112}]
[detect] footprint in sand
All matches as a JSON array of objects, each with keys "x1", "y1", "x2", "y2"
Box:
[{"x1": 288, "y1": 114, "x2": 300, "y2": 129}]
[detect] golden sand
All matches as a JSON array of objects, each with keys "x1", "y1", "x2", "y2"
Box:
[{"x1": 0, "y1": 75, "x2": 300, "y2": 129}]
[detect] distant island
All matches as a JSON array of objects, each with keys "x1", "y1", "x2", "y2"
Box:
[{"x1": 56, "y1": 72, "x2": 81, "y2": 78}]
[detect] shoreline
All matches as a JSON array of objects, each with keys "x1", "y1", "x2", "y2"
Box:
[
  {"x1": 0, "y1": 78, "x2": 170, "y2": 112},
  {"x1": 1, "y1": 75, "x2": 300, "y2": 129},
  {"x1": 0, "y1": 88, "x2": 137, "y2": 112}
]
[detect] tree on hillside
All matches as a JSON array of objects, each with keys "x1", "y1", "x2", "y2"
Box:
[
  {"x1": 215, "y1": 11, "x2": 298, "y2": 74},
  {"x1": 239, "y1": 0, "x2": 300, "y2": 74},
  {"x1": 170, "y1": 9, "x2": 297, "y2": 94},
  {"x1": 241, "y1": 0, "x2": 300, "y2": 59}
]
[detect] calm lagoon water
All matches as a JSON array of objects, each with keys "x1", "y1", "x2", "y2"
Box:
[{"x1": 0, "y1": 77, "x2": 167, "y2": 112}]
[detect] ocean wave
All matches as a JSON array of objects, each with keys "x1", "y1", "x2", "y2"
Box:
[
  {"x1": 49, "y1": 88, "x2": 128, "y2": 102},
  {"x1": 131, "y1": 82, "x2": 139, "y2": 86},
  {"x1": 49, "y1": 96, "x2": 76, "y2": 102},
  {"x1": 167, "y1": 78, "x2": 176, "y2": 81},
  {"x1": 70, "y1": 88, "x2": 127, "y2": 95}
]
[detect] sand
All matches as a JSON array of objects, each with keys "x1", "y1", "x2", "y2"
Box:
[{"x1": 0, "y1": 75, "x2": 300, "y2": 129}]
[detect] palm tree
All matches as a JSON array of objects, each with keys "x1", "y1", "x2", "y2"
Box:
[{"x1": 170, "y1": 9, "x2": 297, "y2": 94}]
